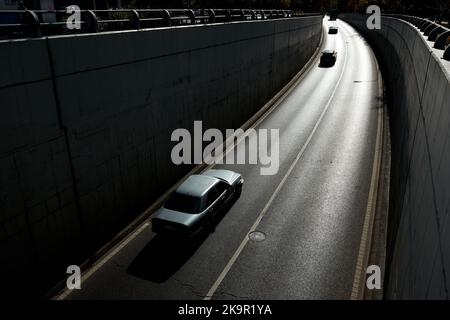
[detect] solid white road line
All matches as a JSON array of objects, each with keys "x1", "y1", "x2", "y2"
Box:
[
  {"x1": 204, "y1": 32, "x2": 349, "y2": 300},
  {"x1": 350, "y1": 46, "x2": 384, "y2": 300}
]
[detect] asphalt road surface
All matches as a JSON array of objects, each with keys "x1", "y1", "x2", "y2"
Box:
[{"x1": 62, "y1": 18, "x2": 382, "y2": 300}]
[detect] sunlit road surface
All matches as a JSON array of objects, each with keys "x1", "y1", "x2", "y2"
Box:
[{"x1": 63, "y1": 18, "x2": 382, "y2": 300}]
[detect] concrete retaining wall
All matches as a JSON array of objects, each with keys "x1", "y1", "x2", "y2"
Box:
[
  {"x1": 0, "y1": 16, "x2": 322, "y2": 296},
  {"x1": 341, "y1": 14, "x2": 450, "y2": 299}
]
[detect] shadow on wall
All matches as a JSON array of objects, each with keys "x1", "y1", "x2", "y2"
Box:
[
  {"x1": 0, "y1": 15, "x2": 323, "y2": 297},
  {"x1": 341, "y1": 14, "x2": 450, "y2": 299}
]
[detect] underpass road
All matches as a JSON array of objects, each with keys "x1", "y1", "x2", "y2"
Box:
[{"x1": 63, "y1": 18, "x2": 382, "y2": 300}]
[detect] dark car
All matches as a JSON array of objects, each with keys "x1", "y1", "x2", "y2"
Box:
[
  {"x1": 320, "y1": 50, "x2": 337, "y2": 67},
  {"x1": 328, "y1": 26, "x2": 338, "y2": 34},
  {"x1": 329, "y1": 9, "x2": 338, "y2": 21},
  {"x1": 152, "y1": 169, "x2": 243, "y2": 237}
]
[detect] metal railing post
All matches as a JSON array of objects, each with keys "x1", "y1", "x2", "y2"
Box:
[
  {"x1": 163, "y1": 9, "x2": 171, "y2": 27},
  {"x1": 207, "y1": 9, "x2": 215, "y2": 23},
  {"x1": 85, "y1": 10, "x2": 98, "y2": 33},
  {"x1": 225, "y1": 9, "x2": 231, "y2": 22},
  {"x1": 24, "y1": 10, "x2": 41, "y2": 38},
  {"x1": 186, "y1": 9, "x2": 195, "y2": 25},
  {"x1": 435, "y1": 30, "x2": 450, "y2": 49},
  {"x1": 240, "y1": 9, "x2": 245, "y2": 21},
  {"x1": 131, "y1": 10, "x2": 140, "y2": 30},
  {"x1": 444, "y1": 45, "x2": 450, "y2": 61}
]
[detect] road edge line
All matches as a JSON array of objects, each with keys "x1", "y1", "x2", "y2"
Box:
[
  {"x1": 350, "y1": 54, "x2": 386, "y2": 300},
  {"x1": 364, "y1": 86, "x2": 390, "y2": 300}
]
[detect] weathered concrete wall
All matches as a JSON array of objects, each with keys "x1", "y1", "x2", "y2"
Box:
[
  {"x1": 341, "y1": 14, "x2": 450, "y2": 299},
  {"x1": 0, "y1": 16, "x2": 322, "y2": 296}
]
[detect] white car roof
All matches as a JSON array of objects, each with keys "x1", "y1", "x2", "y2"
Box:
[{"x1": 176, "y1": 175, "x2": 219, "y2": 198}]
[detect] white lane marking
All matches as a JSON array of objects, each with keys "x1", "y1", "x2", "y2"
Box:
[
  {"x1": 204, "y1": 30, "x2": 349, "y2": 300},
  {"x1": 350, "y1": 43, "x2": 384, "y2": 299},
  {"x1": 54, "y1": 24, "x2": 326, "y2": 301}
]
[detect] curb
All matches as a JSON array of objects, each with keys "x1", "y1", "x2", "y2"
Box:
[
  {"x1": 350, "y1": 44, "x2": 388, "y2": 300},
  {"x1": 364, "y1": 74, "x2": 391, "y2": 300}
]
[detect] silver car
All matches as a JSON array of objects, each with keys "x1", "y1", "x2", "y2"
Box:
[
  {"x1": 328, "y1": 26, "x2": 338, "y2": 34},
  {"x1": 152, "y1": 169, "x2": 243, "y2": 237}
]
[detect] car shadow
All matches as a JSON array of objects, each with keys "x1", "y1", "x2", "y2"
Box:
[
  {"x1": 127, "y1": 230, "x2": 209, "y2": 283},
  {"x1": 126, "y1": 194, "x2": 240, "y2": 283}
]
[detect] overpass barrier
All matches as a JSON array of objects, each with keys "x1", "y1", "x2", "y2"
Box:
[
  {"x1": 341, "y1": 13, "x2": 450, "y2": 299},
  {"x1": 0, "y1": 8, "x2": 321, "y2": 40}
]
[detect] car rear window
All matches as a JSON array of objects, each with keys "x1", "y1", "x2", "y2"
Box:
[{"x1": 164, "y1": 192, "x2": 201, "y2": 214}]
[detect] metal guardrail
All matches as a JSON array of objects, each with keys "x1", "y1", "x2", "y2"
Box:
[
  {"x1": 385, "y1": 14, "x2": 450, "y2": 60},
  {"x1": 0, "y1": 8, "x2": 320, "y2": 40}
]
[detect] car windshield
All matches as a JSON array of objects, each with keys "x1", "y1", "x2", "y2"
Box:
[{"x1": 164, "y1": 192, "x2": 201, "y2": 214}]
